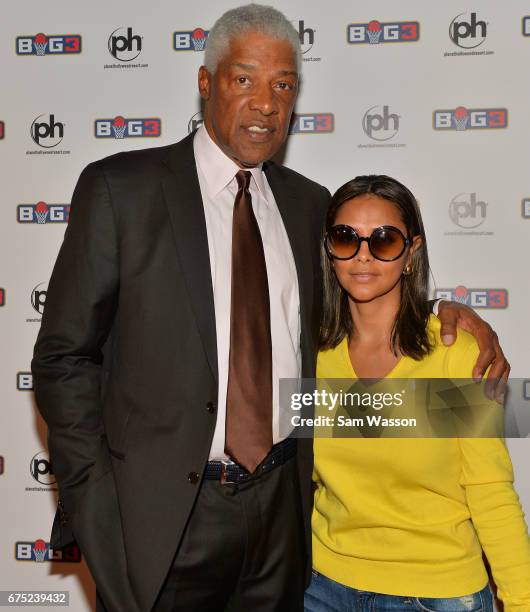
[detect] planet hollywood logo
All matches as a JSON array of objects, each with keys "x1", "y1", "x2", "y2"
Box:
[
  {"x1": 449, "y1": 12, "x2": 487, "y2": 49},
  {"x1": 108, "y1": 27, "x2": 142, "y2": 61},
  {"x1": 173, "y1": 28, "x2": 209, "y2": 51},
  {"x1": 433, "y1": 107, "x2": 507, "y2": 131},
  {"x1": 289, "y1": 113, "x2": 334, "y2": 134},
  {"x1": 522, "y1": 198, "x2": 530, "y2": 218},
  {"x1": 347, "y1": 20, "x2": 419, "y2": 44},
  {"x1": 30, "y1": 114, "x2": 64, "y2": 147},
  {"x1": 30, "y1": 451, "x2": 56, "y2": 486},
  {"x1": 435, "y1": 286, "x2": 507, "y2": 309},
  {"x1": 0, "y1": 287, "x2": 5, "y2": 306},
  {"x1": 16, "y1": 33, "x2": 82, "y2": 56},
  {"x1": 106, "y1": 27, "x2": 147, "y2": 69},
  {"x1": 360, "y1": 105, "x2": 405, "y2": 149},
  {"x1": 0, "y1": 121, "x2": 4, "y2": 140},
  {"x1": 0, "y1": 456, "x2": 4, "y2": 475},
  {"x1": 445, "y1": 13, "x2": 493, "y2": 57},
  {"x1": 95, "y1": 116, "x2": 161, "y2": 138},
  {"x1": 17, "y1": 372, "x2": 34, "y2": 391},
  {"x1": 31, "y1": 281, "x2": 48, "y2": 316},
  {"x1": 293, "y1": 20, "x2": 321, "y2": 62},
  {"x1": 188, "y1": 111, "x2": 204, "y2": 133},
  {"x1": 523, "y1": 17, "x2": 530, "y2": 37},
  {"x1": 15, "y1": 540, "x2": 81, "y2": 563},
  {"x1": 17, "y1": 201, "x2": 70, "y2": 224},
  {"x1": 445, "y1": 192, "x2": 492, "y2": 236},
  {"x1": 28, "y1": 114, "x2": 70, "y2": 155}
]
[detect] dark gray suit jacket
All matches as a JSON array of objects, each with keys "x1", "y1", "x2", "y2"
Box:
[{"x1": 32, "y1": 131, "x2": 330, "y2": 611}]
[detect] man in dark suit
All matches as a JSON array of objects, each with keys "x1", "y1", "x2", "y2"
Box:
[{"x1": 32, "y1": 5, "x2": 508, "y2": 612}]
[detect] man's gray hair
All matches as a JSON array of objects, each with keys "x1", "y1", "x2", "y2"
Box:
[{"x1": 204, "y1": 4, "x2": 301, "y2": 73}]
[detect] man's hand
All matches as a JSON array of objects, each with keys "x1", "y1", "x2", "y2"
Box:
[{"x1": 437, "y1": 300, "x2": 510, "y2": 403}]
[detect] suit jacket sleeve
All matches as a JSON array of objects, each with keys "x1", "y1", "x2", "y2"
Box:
[{"x1": 32, "y1": 161, "x2": 119, "y2": 546}]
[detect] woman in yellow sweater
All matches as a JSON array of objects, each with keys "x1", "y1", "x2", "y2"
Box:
[{"x1": 305, "y1": 175, "x2": 530, "y2": 611}]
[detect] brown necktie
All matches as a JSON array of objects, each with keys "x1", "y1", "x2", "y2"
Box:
[{"x1": 225, "y1": 170, "x2": 273, "y2": 473}]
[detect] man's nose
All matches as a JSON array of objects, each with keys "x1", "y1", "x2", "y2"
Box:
[{"x1": 249, "y1": 82, "x2": 278, "y2": 115}]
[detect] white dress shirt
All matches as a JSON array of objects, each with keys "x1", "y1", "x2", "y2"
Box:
[{"x1": 193, "y1": 125, "x2": 301, "y2": 461}]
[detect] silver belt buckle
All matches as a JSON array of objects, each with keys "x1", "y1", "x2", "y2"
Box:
[{"x1": 220, "y1": 460, "x2": 237, "y2": 485}]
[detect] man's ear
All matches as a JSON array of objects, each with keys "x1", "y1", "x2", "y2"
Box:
[{"x1": 198, "y1": 66, "x2": 212, "y2": 101}]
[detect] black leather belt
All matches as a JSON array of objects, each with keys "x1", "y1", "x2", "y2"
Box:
[{"x1": 204, "y1": 438, "x2": 297, "y2": 485}]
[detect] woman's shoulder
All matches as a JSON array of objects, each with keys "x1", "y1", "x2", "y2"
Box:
[{"x1": 426, "y1": 314, "x2": 479, "y2": 378}]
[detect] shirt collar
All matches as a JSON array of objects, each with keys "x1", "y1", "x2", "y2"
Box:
[{"x1": 193, "y1": 125, "x2": 268, "y2": 200}]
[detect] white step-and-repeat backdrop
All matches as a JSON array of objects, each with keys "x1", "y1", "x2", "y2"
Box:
[{"x1": 1, "y1": 1, "x2": 528, "y2": 610}]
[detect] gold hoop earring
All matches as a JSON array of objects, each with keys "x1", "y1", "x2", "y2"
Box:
[{"x1": 403, "y1": 263, "x2": 413, "y2": 276}]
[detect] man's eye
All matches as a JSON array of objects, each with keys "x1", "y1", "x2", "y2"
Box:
[
  {"x1": 237, "y1": 76, "x2": 250, "y2": 85},
  {"x1": 276, "y1": 81, "x2": 294, "y2": 91}
]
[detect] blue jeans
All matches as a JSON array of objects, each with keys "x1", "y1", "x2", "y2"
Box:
[{"x1": 304, "y1": 570, "x2": 494, "y2": 612}]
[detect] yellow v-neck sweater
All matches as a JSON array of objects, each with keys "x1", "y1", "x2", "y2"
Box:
[{"x1": 312, "y1": 316, "x2": 530, "y2": 610}]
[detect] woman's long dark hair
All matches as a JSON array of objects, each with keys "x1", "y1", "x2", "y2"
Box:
[{"x1": 320, "y1": 175, "x2": 432, "y2": 360}]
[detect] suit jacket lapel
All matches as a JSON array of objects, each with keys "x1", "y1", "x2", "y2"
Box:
[{"x1": 161, "y1": 133, "x2": 218, "y2": 385}]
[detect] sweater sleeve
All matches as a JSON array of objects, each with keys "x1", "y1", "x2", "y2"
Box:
[{"x1": 449, "y1": 337, "x2": 530, "y2": 610}]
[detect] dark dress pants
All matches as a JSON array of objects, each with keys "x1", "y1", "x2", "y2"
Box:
[{"x1": 150, "y1": 452, "x2": 306, "y2": 612}]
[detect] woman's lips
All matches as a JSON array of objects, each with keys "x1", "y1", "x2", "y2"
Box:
[{"x1": 350, "y1": 273, "x2": 377, "y2": 282}]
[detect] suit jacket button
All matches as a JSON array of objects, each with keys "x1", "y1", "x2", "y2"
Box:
[
  {"x1": 188, "y1": 472, "x2": 200, "y2": 484},
  {"x1": 206, "y1": 401, "x2": 216, "y2": 413}
]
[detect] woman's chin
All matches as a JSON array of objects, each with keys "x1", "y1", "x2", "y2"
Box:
[{"x1": 348, "y1": 288, "x2": 380, "y2": 303}]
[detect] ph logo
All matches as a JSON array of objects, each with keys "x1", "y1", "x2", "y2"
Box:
[
  {"x1": 363, "y1": 105, "x2": 399, "y2": 141},
  {"x1": 289, "y1": 113, "x2": 334, "y2": 134},
  {"x1": 16, "y1": 33, "x2": 82, "y2": 56},
  {"x1": 30, "y1": 114, "x2": 64, "y2": 148},
  {"x1": 31, "y1": 282, "x2": 48, "y2": 315},
  {"x1": 435, "y1": 286, "x2": 507, "y2": 308},
  {"x1": 95, "y1": 116, "x2": 161, "y2": 138},
  {"x1": 348, "y1": 20, "x2": 419, "y2": 44},
  {"x1": 173, "y1": 28, "x2": 209, "y2": 51},
  {"x1": 16, "y1": 372, "x2": 34, "y2": 391},
  {"x1": 30, "y1": 451, "x2": 56, "y2": 485},
  {"x1": 523, "y1": 17, "x2": 530, "y2": 37},
  {"x1": 0, "y1": 121, "x2": 4, "y2": 139},
  {"x1": 15, "y1": 541, "x2": 81, "y2": 563},
  {"x1": 17, "y1": 202, "x2": 70, "y2": 224},
  {"x1": 188, "y1": 112, "x2": 204, "y2": 134},
  {"x1": 0, "y1": 288, "x2": 4, "y2": 306},
  {"x1": 433, "y1": 107, "x2": 507, "y2": 131},
  {"x1": 522, "y1": 198, "x2": 530, "y2": 218},
  {"x1": 296, "y1": 20, "x2": 315, "y2": 54},
  {"x1": 449, "y1": 193, "x2": 487, "y2": 228},
  {"x1": 108, "y1": 27, "x2": 142, "y2": 62},
  {"x1": 449, "y1": 12, "x2": 487, "y2": 49}
]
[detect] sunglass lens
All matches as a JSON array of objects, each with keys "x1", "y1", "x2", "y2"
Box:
[
  {"x1": 370, "y1": 228, "x2": 406, "y2": 261},
  {"x1": 328, "y1": 226, "x2": 359, "y2": 259}
]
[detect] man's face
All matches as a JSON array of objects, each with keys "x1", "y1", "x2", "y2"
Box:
[{"x1": 199, "y1": 30, "x2": 299, "y2": 167}]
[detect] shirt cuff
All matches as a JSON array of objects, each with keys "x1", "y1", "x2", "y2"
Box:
[{"x1": 432, "y1": 298, "x2": 445, "y2": 317}]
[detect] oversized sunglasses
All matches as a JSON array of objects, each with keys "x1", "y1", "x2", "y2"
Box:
[{"x1": 325, "y1": 225, "x2": 410, "y2": 262}]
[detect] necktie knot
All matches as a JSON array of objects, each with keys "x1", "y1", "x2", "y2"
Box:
[{"x1": 235, "y1": 170, "x2": 252, "y2": 193}]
